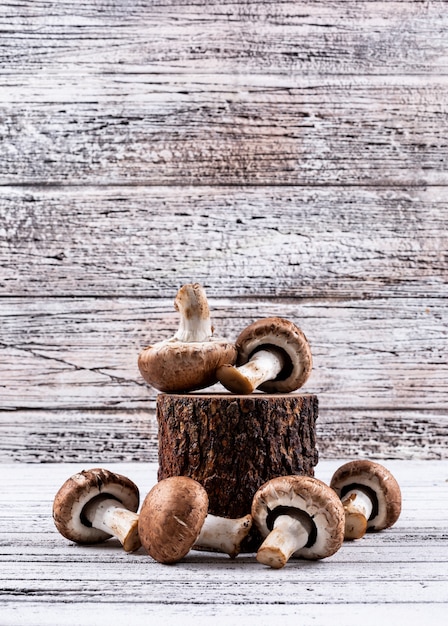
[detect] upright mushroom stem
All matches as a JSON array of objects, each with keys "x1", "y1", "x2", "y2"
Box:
[
  {"x1": 256, "y1": 514, "x2": 313, "y2": 569},
  {"x1": 138, "y1": 283, "x2": 237, "y2": 393},
  {"x1": 217, "y1": 347, "x2": 285, "y2": 395},
  {"x1": 194, "y1": 513, "x2": 253, "y2": 558},
  {"x1": 83, "y1": 496, "x2": 140, "y2": 553},
  {"x1": 173, "y1": 283, "x2": 213, "y2": 342},
  {"x1": 340, "y1": 489, "x2": 374, "y2": 540}
]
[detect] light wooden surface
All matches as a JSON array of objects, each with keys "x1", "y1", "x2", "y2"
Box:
[
  {"x1": 1, "y1": 460, "x2": 447, "y2": 625},
  {"x1": 1, "y1": 1, "x2": 447, "y2": 460}
]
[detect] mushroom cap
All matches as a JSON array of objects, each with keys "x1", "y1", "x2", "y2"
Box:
[
  {"x1": 138, "y1": 338, "x2": 237, "y2": 392},
  {"x1": 330, "y1": 460, "x2": 402, "y2": 531},
  {"x1": 138, "y1": 476, "x2": 209, "y2": 564},
  {"x1": 235, "y1": 317, "x2": 312, "y2": 393},
  {"x1": 251, "y1": 475, "x2": 345, "y2": 560},
  {"x1": 53, "y1": 468, "x2": 140, "y2": 544}
]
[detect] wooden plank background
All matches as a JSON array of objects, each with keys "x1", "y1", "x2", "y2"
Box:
[{"x1": 1, "y1": 0, "x2": 447, "y2": 462}]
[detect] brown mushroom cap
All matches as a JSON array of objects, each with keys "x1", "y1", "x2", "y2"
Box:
[
  {"x1": 330, "y1": 460, "x2": 402, "y2": 531},
  {"x1": 251, "y1": 475, "x2": 345, "y2": 560},
  {"x1": 53, "y1": 468, "x2": 140, "y2": 544},
  {"x1": 138, "y1": 339, "x2": 237, "y2": 392},
  {"x1": 234, "y1": 317, "x2": 312, "y2": 393},
  {"x1": 138, "y1": 476, "x2": 209, "y2": 564}
]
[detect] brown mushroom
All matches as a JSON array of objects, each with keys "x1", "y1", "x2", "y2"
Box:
[
  {"x1": 330, "y1": 460, "x2": 402, "y2": 540},
  {"x1": 53, "y1": 468, "x2": 140, "y2": 552},
  {"x1": 138, "y1": 283, "x2": 237, "y2": 392},
  {"x1": 138, "y1": 476, "x2": 252, "y2": 564},
  {"x1": 251, "y1": 475, "x2": 345, "y2": 569},
  {"x1": 216, "y1": 317, "x2": 312, "y2": 394}
]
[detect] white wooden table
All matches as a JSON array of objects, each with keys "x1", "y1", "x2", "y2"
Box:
[{"x1": 2, "y1": 459, "x2": 447, "y2": 625}]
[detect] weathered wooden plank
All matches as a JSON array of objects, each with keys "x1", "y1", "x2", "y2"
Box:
[
  {"x1": 2, "y1": 578, "x2": 447, "y2": 604},
  {"x1": 1, "y1": 461, "x2": 447, "y2": 624},
  {"x1": 1, "y1": 297, "x2": 446, "y2": 409},
  {"x1": 1, "y1": 76, "x2": 447, "y2": 185},
  {"x1": 0, "y1": 603, "x2": 445, "y2": 626},
  {"x1": 1, "y1": 1, "x2": 446, "y2": 76},
  {"x1": 1, "y1": 408, "x2": 446, "y2": 462},
  {"x1": 1, "y1": 186, "x2": 447, "y2": 298}
]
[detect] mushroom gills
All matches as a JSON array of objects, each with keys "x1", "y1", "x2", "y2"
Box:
[
  {"x1": 217, "y1": 346, "x2": 285, "y2": 395},
  {"x1": 82, "y1": 494, "x2": 140, "y2": 552},
  {"x1": 341, "y1": 488, "x2": 374, "y2": 540},
  {"x1": 257, "y1": 507, "x2": 316, "y2": 569}
]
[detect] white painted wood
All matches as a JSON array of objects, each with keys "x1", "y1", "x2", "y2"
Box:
[
  {"x1": 1, "y1": 76, "x2": 447, "y2": 185},
  {"x1": 1, "y1": 460, "x2": 447, "y2": 625},
  {"x1": 1, "y1": 185, "x2": 446, "y2": 298},
  {"x1": 0, "y1": 0, "x2": 447, "y2": 463}
]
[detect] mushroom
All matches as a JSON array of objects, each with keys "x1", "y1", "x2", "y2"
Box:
[
  {"x1": 53, "y1": 468, "x2": 141, "y2": 552},
  {"x1": 330, "y1": 460, "x2": 402, "y2": 540},
  {"x1": 216, "y1": 317, "x2": 312, "y2": 394},
  {"x1": 251, "y1": 475, "x2": 345, "y2": 569},
  {"x1": 138, "y1": 476, "x2": 252, "y2": 564},
  {"x1": 138, "y1": 283, "x2": 237, "y2": 392}
]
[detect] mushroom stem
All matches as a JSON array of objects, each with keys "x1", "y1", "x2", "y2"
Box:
[
  {"x1": 256, "y1": 514, "x2": 312, "y2": 569},
  {"x1": 341, "y1": 489, "x2": 374, "y2": 540},
  {"x1": 173, "y1": 283, "x2": 213, "y2": 342},
  {"x1": 194, "y1": 513, "x2": 253, "y2": 558},
  {"x1": 83, "y1": 496, "x2": 141, "y2": 552},
  {"x1": 217, "y1": 348, "x2": 285, "y2": 395}
]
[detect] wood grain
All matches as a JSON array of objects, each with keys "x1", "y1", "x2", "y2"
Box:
[
  {"x1": 1, "y1": 297, "x2": 446, "y2": 410},
  {"x1": 0, "y1": 295, "x2": 446, "y2": 462},
  {"x1": 1, "y1": 1, "x2": 447, "y2": 76},
  {"x1": 1, "y1": 76, "x2": 447, "y2": 185},
  {"x1": 1, "y1": 0, "x2": 447, "y2": 463},
  {"x1": 1, "y1": 461, "x2": 447, "y2": 623},
  {"x1": 1, "y1": 186, "x2": 446, "y2": 298},
  {"x1": 1, "y1": 407, "x2": 446, "y2": 463}
]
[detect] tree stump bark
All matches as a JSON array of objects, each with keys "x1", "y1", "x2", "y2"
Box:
[{"x1": 157, "y1": 392, "x2": 319, "y2": 551}]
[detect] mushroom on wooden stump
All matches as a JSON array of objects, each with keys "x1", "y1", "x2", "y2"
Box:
[
  {"x1": 216, "y1": 317, "x2": 312, "y2": 395},
  {"x1": 138, "y1": 476, "x2": 252, "y2": 564},
  {"x1": 330, "y1": 460, "x2": 402, "y2": 540},
  {"x1": 157, "y1": 392, "x2": 319, "y2": 550},
  {"x1": 252, "y1": 475, "x2": 345, "y2": 569},
  {"x1": 138, "y1": 283, "x2": 237, "y2": 393},
  {"x1": 53, "y1": 468, "x2": 141, "y2": 552}
]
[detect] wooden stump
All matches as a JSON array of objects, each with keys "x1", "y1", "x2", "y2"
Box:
[{"x1": 157, "y1": 393, "x2": 319, "y2": 551}]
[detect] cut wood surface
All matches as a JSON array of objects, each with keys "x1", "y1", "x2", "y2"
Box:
[{"x1": 1, "y1": 460, "x2": 447, "y2": 625}]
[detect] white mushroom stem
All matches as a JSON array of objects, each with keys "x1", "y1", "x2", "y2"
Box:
[
  {"x1": 193, "y1": 513, "x2": 253, "y2": 558},
  {"x1": 83, "y1": 497, "x2": 141, "y2": 552},
  {"x1": 217, "y1": 348, "x2": 285, "y2": 394},
  {"x1": 341, "y1": 489, "x2": 374, "y2": 540},
  {"x1": 172, "y1": 283, "x2": 213, "y2": 342},
  {"x1": 256, "y1": 514, "x2": 312, "y2": 569}
]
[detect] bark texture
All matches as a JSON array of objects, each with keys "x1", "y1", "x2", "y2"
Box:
[{"x1": 157, "y1": 392, "x2": 318, "y2": 549}]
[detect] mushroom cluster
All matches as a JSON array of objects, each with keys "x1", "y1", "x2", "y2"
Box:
[
  {"x1": 138, "y1": 283, "x2": 313, "y2": 396},
  {"x1": 52, "y1": 284, "x2": 402, "y2": 571},
  {"x1": 52, "y1": 461, "x2": 401, "y2": 568}
]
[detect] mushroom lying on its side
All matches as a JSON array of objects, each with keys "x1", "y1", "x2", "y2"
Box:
[
  {"x1": 53, "y1": 468, "x2": 141, "y2": 552},
  {"x1": 138, "y1": 476, "x2": 252, "y2": 564},
  {"x1": 138, "y1": 283, "x2": 237, "y2": 392},
  {"x1": 252, "y1": 475, "x2": 345, "y2": 569},
  {"x1": 217, "y1": 317, "x2": 312, "y2": 394},
  {"x1": 330, "y1": 460, "x2": 402, "y2": 540}
]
